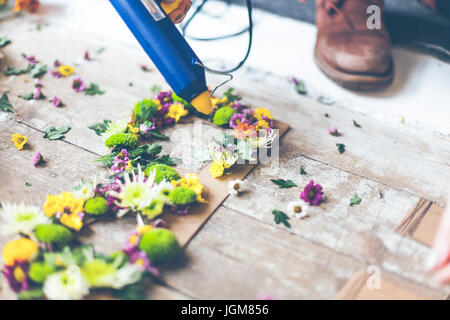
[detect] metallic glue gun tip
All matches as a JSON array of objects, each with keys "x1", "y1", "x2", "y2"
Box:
[{"x1": 191, "y1": 91, "x2": 213, "y2": 115}]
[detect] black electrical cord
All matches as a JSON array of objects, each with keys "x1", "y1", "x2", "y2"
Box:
[{"x1": 181, "y1": 0, "x2": 253, "y2": 73}]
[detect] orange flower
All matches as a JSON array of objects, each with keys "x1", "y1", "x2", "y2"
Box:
[
  {"x1": 233, "y1": 123, "x2": 256, "y2": 140},
  {"x1": 14, "y1": 0, "x2": 30, "y2": 12}
]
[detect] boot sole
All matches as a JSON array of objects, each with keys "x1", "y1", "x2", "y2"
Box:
[{"x1": 314, "y1": 48, "x2": 394, "y2": 91}]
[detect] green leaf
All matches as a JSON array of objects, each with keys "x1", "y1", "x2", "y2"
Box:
[
  {"x1": 336, "y1": 143, "x2": 346, "y2": 154},
  {"x1": 28, "y1": 63, "x2": 48, "y2": 78},
  {"x1": 353, "y1": 120, "x2": 361, "y2": 128},
  {"x1": 149, "y1": 130, "x2": 169, "y2": 140},
  {"x1": 133, "y1": 99, "x2": 158, "y2": 122},
  {"x1": 0, "y1": 36, "x2": 11, "y2": 48},
  {"x1": 85, "y1": 83, "x2": 105, "y2": 96},
  {"x1": 25, "y1": 182, "x2": 32, "y2": 187},
  {"x1": 350, "y1": 194, "x2": 362, "y2": 206},
  {"x1": 151, "y1": 155, "x2": 178, "y2": 166},
  {"x1": 270, "y1": 179, "x2": 297, "y2": 189},
  {"x1": 300, "y1": 167, "x2": 307, "y2": 175},
  {"x1": 4, "y1": 66, "x2": 27, "y2": 76},
  {"x1": 19, "y1": 92, "x2": 45, "y2": 101},
  {"x1": 43, "y1": 126, "x2": 71, "y2": 140},
  {"x1": 112, "y1": 284, "x2": 147, "y2": 300},
  {"x1": 95, "y1": 47, "x2": 106, "y2": 54},
  {"x1": 88, "y1": 120, "x2": 112, "y2": 136},
  {"x1": 0, "y1": 93, "x2": 16, "y2": 114},
  {"x1": 294, "y1": 81, "x2": 307, "y2": 95},
  {"x1": 272, "y1": 210, "x2": 291, "y2": 228},
  {"x1": 223, "y1": 88, "x2": 242, "y2": 102}
]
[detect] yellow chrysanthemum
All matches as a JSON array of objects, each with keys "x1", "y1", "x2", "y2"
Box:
[
  {"x1": 137, "y1": 225, "x2": 153, "y2": 235},
  {"x1": 257, "y1": 119, "x2": 270, "y2": 129},
  {"x1": 253, "y1": 107, "x2": 273, "y2": 121},
  {"x1": 60, "y1": 213, "x2": 83, "y2": 231},
  {"x1": 11, "y1": 134, "x2": 27, "y2": 150},
  {"x1": 43, "y1": 192, "x2": 84, "y2": 218},
  {"x1": 153, "y1": 99, "x2": 163, "y2": 111},
  {"x1": 167, "y1": 103, "x2": 188, "y2": 123},
  {"x1": 171, "y1": 173, "x2": 207, "y2": 203},
  {"x1": 209, "y1": 161, "x2": 224, "y2": 179},
  {"x1": 128, "y1": 124, "x2": 140, "y2": 134},
  {"x1": 2, "y1": 238, "x2": 39, "y2": 266},
  {"x1": 59, "y1": 65, "x2": 75, "y2": 77}
]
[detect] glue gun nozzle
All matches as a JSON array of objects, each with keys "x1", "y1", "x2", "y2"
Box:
[{"x1": 191, "y1": 91, "x2": 213, "y2": 115}]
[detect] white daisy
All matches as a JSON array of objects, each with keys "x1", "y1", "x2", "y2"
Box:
[
  {"x1": 72, "y1": 178, "x2": 96, "y2": 200},
  {"x1": 102, "y1": 119, "x2": 128, "y2": 141},
  {"x1": 109, "y1": 166, "x2": 165, "y2": 218},
  {"x1": 0, "y1": 202, "x2": 49, "y2": 236},
  {"x1": 228, "y1": 179, "x2": 248, "y2": 196},
  {"x1": 286, "y1": 201, "x2": 309, "y2": 219},
  {"x1": 43, "y1": 265, "x2": 90, "y2": 300}
]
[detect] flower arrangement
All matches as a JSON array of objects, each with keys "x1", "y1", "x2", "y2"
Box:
[{"x1": 0, "y1": 199, "x2": 180, "y2": 300}]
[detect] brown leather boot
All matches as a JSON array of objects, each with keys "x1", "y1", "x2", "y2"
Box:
[{"x1": 314, "y1": 0, "x2": 394, "y2": 90}]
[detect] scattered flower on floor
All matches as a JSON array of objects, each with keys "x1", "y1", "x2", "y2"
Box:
[
  {"x1": 83, "y1": 50, "x2": 91, "y2": 61},
  {"x1": 72, "y1": 77, "x2": 85, "y2": 92},
  {"x1": 32, "y1": 150, "x2": 44, "y2": 166},
  {"x1": 300, "y1": 180, "x2": 324, "y2": 206},
  {"x1": 329, "y1": 126, "x2": 339, "y2": 136},
  {"x1": 51, "y1": 96, "x2": 63, "y2": 107},
  {"x1": 228, "y1": 179, "x2": 247, "y2": 196},
  {"x1": 287, "y1": 201, "x2": 309, "y2": 219},
  {"x1": 11, "y1": 133, "x2": 27, "y2": 150},
  {"x1": 59, "y1": 65, "x2": 75, "y2": 77}
]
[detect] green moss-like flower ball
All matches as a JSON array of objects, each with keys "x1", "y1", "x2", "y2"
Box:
[
  {"x1": 35, "y1": 224, "x2": 72, "y2": 244},
  {"x1": 29, "y1": 262, "x2": 56, "y2": 283},
  {"x1": 138, "y1": 228, "x2": 180, "y2": 264},
  {"x1": 213, "y1": 106, "x2": 236, "y2": 127},
  {"x1": 142, "y1": 199, "x2": 165, "y2": 219},
  {"x1": 105, "y1": 133, "x2": 138, "y2": 149},
  {"x1": 84, "y1": 197, "x2": 109, "y2": 215},
  {"x1": 169, "y1": 187, "x2": 197, "y2": 205},
  {"x1": 145, "y1": 164, "x2": 181, "y2": 183}
]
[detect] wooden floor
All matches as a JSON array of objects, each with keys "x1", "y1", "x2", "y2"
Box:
[{"x1": 0, "y1": 14, "x2": 449, "y2": 300}]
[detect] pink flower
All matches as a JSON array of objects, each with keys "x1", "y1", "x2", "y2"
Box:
[
  {"x1": 33, "y1": 86, "x2": 42, "y2": 100},
  {"x1": 50, "y1": 69, "x2": 61, "y2": 78},
  {"x1": 329, "y1": 126, "x2": 339, "y2": 136},
  {"x1": 34, "y1": 80, "x2": 42, "y2": 88},
  {"x1": 33, "y1": 150, "x2": 44, "y2": 166},
  {"x1": 300, "y1": 180, "x2": 324, "y2": 205},
  {"x1": 72, "y1": 77, "x2": 85, "y2": 92},
  {"x1": 83, "y1": 50, "x2": 91, "y2": 61},
  {"x1": 140, "y1": 64, "x2": 150, "y2": 72},
  {"x1": 51, "y1": 96, "x2": 62, "y2": 107},
  {"x1": 23, "y1": 55, "x2": 37, "y2": 64}
]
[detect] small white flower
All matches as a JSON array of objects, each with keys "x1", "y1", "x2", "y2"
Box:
[
  {"x1": 72, "y1": 178, "x2": 96, "y2": 200},
  {"x1": 287, "y1": 201, "x2": 309, "y2": 219},
  {"x1": 0, "y1": 202, "x2": 49, "y2": 236},
  {"x1": 102, "y1": 119, "x2": 128, "y2": 141},
  {"x1": 228, "y1": 179, "x2": 247, "y2": 196},
  {"x1": 43, "y1": 265, "x2": 90, "y2": 300},
  {"x1": 110, "y1": 264, "x2": 143, "y2": 289}
]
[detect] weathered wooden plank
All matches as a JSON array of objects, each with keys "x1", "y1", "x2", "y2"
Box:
[
  {"x1": 161, "y1": 206, "x2": 444, "y2": 299},
  {"x1": 222, "y1": 150, "x2": 450, "y2": 294}
]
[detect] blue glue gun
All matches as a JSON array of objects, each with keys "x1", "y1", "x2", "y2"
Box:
[{"x1": 110, "y1": 0, "x2": 213, "y2": 114}]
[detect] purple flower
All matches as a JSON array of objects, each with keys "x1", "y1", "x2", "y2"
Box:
[
  {"x1": 290, "y1": 76, "x2": 299, "y2": 86},
  {"x1": 300, "y1": 180, "x2": 324, "y2": 206},
  {"x1": 53, "y1": 60, "x2": 61, "y2": 68},
  {"x1": 51, "y1": 96, "x2": 63, "y2": 107},
  {"x1": 152, "y1": 219, "x2": 168, "y2": 229},
  {"x1": 261, "y1": 116, "x2": 274, "y2": 128},
  {"x1": 50, "y1": 69, "x2": 61, "y2": 78},
  {"x1": 156, "y1": 90, "x2": 172, "y2": 104},
  {"x1": 125, "y1": 248, "x2": 159, "y2": 277},
  {"x1": 83, "y1": 50, "x2": 91, "y2": 61},
  {"x1": 72, "y1": 77, "x2": 85, "y2": 92},
  {"x1": 229, "y1": 113, "x2": 248, "y2": 129},
  {"x1": 24, "y1": 55, "x2": 37, "y2": 64},
  {"x1": 33, "y1": 87, "x2": 42, "y2": 100},
  {"x1": 34, "y1": 80, "x2": 42, "y2": 88},
  {"x1": 170, "y1": 205, "x2": 190, "y2": 216},
  {"x1": 33, "y1": 150, "x2": 44, "y2": 167},
  {"x1": 329, "y1": 126, "x2": 338, "y2": 136},
  {"x1": 111, "y1": 149, "x2": 131, "y2": 173},
  {"x1": 2, "y1": 261, "x2": 29, "y2": 293}
]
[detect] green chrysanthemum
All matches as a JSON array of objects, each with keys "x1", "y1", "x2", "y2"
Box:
[
  {"x1": 144, "y1": 164, "x2": 181, "y2": 183},
  {"x1": 169, "y1": 187, "x2": 197, "y2": 205},
  {"x1": 84, "y1": 197, "x2": 109, "y2": 215},
  {"x1": 139, "y1": 228, "x2": 180, "y2": 264},
  {"x1": 35, "y1": 224, "x2": 72, "y2": 244},
  {"x1": 81, "y1": 259, "x2": 117, "y2": 287},
  {"x1": 141, "y1": 198, "x2": 165, "y2": 219},
  {"x1": 105, "y1": 133, "x2": 138, "y2": 149},
  {"x1": 213, "y1": 106, "x2": 236, "y2": 127},
  {"x1": 29, "y1": 262, "x2": 56, "y2": 283}
]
